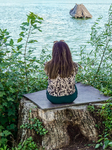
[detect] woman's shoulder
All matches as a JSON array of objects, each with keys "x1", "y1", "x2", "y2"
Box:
[
  {"x1": 44, "y1": 61, "x2": 48, "y2": 66},
  {"x1": 44, "y1": 61, "x2": 51, "y2": 66},
  {"x1": 73, "y1": 62, "x2": 78, "y2": 68},
  {"x1": 73, "y1": 62, "x2": 78, "y2": 73},
  {"x1": 73, "y1": 62, "x2": 78, "y2": 66}
]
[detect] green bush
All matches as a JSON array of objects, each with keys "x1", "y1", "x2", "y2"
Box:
[
  {"x1": 13, "y1": 137, "x2": 40, "y2": 150},
  {"x1": 77, "y1": 4, "x2": 112, "y2": 149},
  {"x1": 87, "y1": 102, "x2": 112, "y2": 149},
  {"x1": 76, "y1": 4, "x2": 112, "y2": 96},
  {"x1": 0, "y1": 12, "x2": 50, "y2": 148},
  {"x1": 0, "y1": 137, "x2": 41, "y2": 150}
]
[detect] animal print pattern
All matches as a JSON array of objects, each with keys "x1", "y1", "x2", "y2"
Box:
[{"x1": 47, "y1": 62, "x2": 78, "y2": 96}]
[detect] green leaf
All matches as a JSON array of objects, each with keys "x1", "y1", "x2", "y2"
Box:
[
  {"x1": 0, "y1": 92, "x2": 5, "y2": 97},
  {"x1": 42, "y1": 128, "x2": 46, "y2": 131},
  {"x1": 0, "y1": 83, "x2": 4, "y2": 90},
  {"x1": 28, "y1": 40, "x2": 38, "y2": 43},
  {"x1": 97, "y1": 138, "x2": 103, "y2": 142},
  {"x1": 0, "y1": 132, "x2": 4, "y2": 136},
  {"x1": 0, "y1": 138, "x2": 7, "y2": 145},
  {"x1": 17, "y1": 44, "x2": 23, "y2": 50},
  {"x1": 8, "y1": 110, "x2": 14, "y2": 116},
  {"x1": 9, "y1": 87, "x2": 16, "y2": 93},
  {"x1": 37, "y1": 28, "x2": 42, "y2": 32},
  {"x1": 108, "y1": 142, "x2": 112, "y2": 147},
  {"x1": 10, "y1": 39, "x2": 14, "y2": 46},
  {"x1": 37, "y1": 16, "x2": 43, "y2": 20},
  {"x1": 2, "y1": 102, "x2": 7, "y2": 107},
  {"x1": 95, "y1": 144, "x2": 100, "y2": 149},
  {"x1": 19, "y1": 31, "x2": 25, "y2": 37},
  {"x1": 20, "y1": 26, "x2": 26, "y2": 30},
  {"x1": 22, "y1": 22, "x2": 29, "y2": 26},
  {"x1": 7, "y1": 124, "x2": 16, "y2": 130},
  {"x1": 104, "y1": 140, "x2": 110, "y2": 149},
  {"x1": 3, "y1": 130, "x2": 11, "y2": 137},
  {"x1": 0, "y1": 125, "x2": 4, "y2": 130},
  {"x1": 7, "y1": 97, "x2": 14, "y2": 102},
  {"x1": 6, "y1": 80, "x2": 13, "y2": 86},
  {"x1": 0, "y1": 118, "x2": 7, "y2": 124},
  {"x1": 17, "y1": 37, "x2": 23, "y2": 43}
]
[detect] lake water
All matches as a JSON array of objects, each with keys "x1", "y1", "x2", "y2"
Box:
[{"x1": 0, "y1": 0, "x2": 111, "y2": 61}]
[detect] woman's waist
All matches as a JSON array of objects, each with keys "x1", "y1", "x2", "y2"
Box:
[{"x1": 47, "y1": 85, "x2": 76, "y2": 97}]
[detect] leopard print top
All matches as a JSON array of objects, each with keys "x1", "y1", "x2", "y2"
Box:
[{"x1": 47, "y1": 62, "x2": 78, "y2": 97}]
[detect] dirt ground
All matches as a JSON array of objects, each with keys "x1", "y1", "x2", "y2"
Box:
[
  {"x1": 58, "y1": 137, "x2": 112, "y2": 150},
  {"x1": 57, "y1": 135, "x2": 102, "y2": 150},
  {"x1": 60, "y1": 139, "x2": 99, "y2": 150}
]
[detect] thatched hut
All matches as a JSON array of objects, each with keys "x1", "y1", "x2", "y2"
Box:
[{"x1": 69, "y1": 4, "x2": 92, "y2": 18}]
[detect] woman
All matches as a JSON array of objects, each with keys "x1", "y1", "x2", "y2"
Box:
[{"x1": 44, "y1": 40, "x2": 78, "y2": 104}]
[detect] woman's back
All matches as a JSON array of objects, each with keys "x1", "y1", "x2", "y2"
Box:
[
  {"x1": 47, "y1": 62, "x2": 78, "y2": 97},
  {"x1": 44, "y1": 40, "x2": 78, "y2": 103}
]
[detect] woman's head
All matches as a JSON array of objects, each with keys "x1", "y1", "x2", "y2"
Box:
[
  {"x1": 52, "y1": 40, "x2": 72, "y2": 64},
  {"x1": 45, "y1": 40, "x2": 74, "y2": 79}
]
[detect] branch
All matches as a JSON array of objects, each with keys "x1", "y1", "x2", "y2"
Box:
[{"x1": 24, "y1": 21, "x2": 32, "y2": 92}]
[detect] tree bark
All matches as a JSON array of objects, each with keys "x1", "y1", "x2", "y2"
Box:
[{"x1": 17, "y1": 97, "x2": 100, "y2": 150}]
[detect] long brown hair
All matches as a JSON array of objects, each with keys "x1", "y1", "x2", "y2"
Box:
[{"x1": 44, "y1": 41, "x2": 74, "y2": 79}]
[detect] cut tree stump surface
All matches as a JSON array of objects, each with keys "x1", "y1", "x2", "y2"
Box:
[
  {"x1": 23, "y1": 82, "x2": 109, "y2": 110},
  {"x1": 18, "y1": 83, "x2": 110, "y2": 150}
]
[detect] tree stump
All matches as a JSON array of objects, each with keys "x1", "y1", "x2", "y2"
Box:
[{"x1": 17, "y1": 83, "x2": 110, "y2": 149}]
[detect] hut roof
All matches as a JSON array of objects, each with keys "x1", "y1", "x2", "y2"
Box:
[{"x1": 69, "y1": 4, "x2": 92, "y2": 18}]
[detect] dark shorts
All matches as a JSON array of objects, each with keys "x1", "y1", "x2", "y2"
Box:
[{"x1": 46, "y1": 85, "x2": 78, "y2": 104}]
